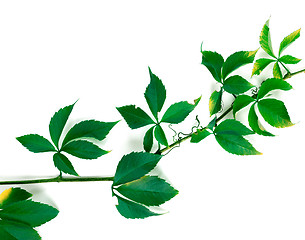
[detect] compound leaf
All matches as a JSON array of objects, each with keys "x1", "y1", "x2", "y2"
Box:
[
  {"x1": 201, "y1": 51, "x2": 224, "y2": 82},
  {"x1": 209, "y1": 90, "x2": 222, "y2": 116},
  {"x1": 257, "y1": 98, "x2": 294, "y2": 128},
  {"x1": 49, "y1": 102, "x2": 75, "y2": 148},
  {"x1": 116, "y1": 105, "x2": 154, "y2": 129},
  {"x1": 16, "y1": 134, "x2": 56, "y2": 153},
  {"x1": 0, "y1": 188, "x2": 32, "y2": 208},
  {"x1": 113, "y1": 152, "x2": 162, "y2": 186},
  {"x1": 62, "y1": 120, "x2": 118, "y2": 146},
  {"x1": 222, "y1": 50, "x2": 258, "y2": 80},
  {"x1": 61, "y1": 140, "x2": 109, "y2": 159},
  {"x1": 0, "y1": 200, "x2": 59, "y2": 228},
  {"x1": 252, "y1": 58, "x2": 276, "y2": 76},
  {"x1": 279, "y1": 55, "x2": 302, "y2": 65},
  {"x1": 143, "y1": 126, "x2": 155, "y2": 152},
  {"x1": 279, "y1": 28, "x2": 301, "y2": 56},
  {"x1": 115, "y1": 196, "x2": 160, "y2": 219},
  {"x1": 161, "y1": 97, "x2": 201, "y2": 124},
  {"x1": 233, "y1": 95, "x2": 255, "y2": 118},
  {"x1": 223, "y1": 75, "x2": 254, "y2": 95},
  {"x1": 53, "y1": 153, "x2": 78, "y2": 176},
  {"x1": 248, "y1": 104, "x2": 274, "y2": 136},
  {"x1": 154, "y1": 125, "x2": 168, "y2": 146},
  {"x1": 260, "y1": 19, "x2": 276, "y2": 58},
  {"x1": 116, "y1": 176, "x2": 178, "y2": 206},
  {"x1": 215, "y1": 133, "x2": 261, "y2": 155},
  {"x1": 257, "y1": 78, "x2": 292, "y2": 99},
  {"x1": 145, "y1": 67, "x2": 166, "y2": 119}
]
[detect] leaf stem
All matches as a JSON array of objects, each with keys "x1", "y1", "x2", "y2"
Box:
[
  {"x1": 0, "y1": 175, "x2": 114, "y2": 185},
  {"x1": 159, "y1": 67, "x2": 305, "y2": 155}
]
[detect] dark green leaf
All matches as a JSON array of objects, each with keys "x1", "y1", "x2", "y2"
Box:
[
  {"x1": 113, "y1": 152, "x2": 162, "y2": 186},
  {"x1": 62, "y1": 120, "x2": 119, "y2": 146},
  {"x1": 233, "y1": 95, "x2": 255, "y2": 118},
  {"x1": 209, "y1": 90, "x2": 222, "y2": 116},
  {"x1": 0, "y1": 220, "x2": 41, "y2": 240},
  {"x1": 61, "y1": 140, "x2": 109, "y2": 159},
  {"x1": 252, "y1": 58, "x2": 276, "y2": 76},
  {"x1": 207, "y1": 116, "x2": 217, "y2": 130},
  {"x1": 260, "y1": 19, "x2": 276, "y2": 58},
  {"x1": 115, "y1": 196, "x2": 160, "y2": 219},
  {"x1": 279, "y1": 28, "x2": 301, "y2": 56},
  {"x1": 222, "y1": 50, "x2": 258, "y2": 80},
  {"x1": 248, "y1": 104, "x2": 274, "y2": 136},
  {"x1": 257, "y1": 78, "x2": 293, "y2": 99},
  {"x1": 116, "y1": 176, "x2": 178, "y2": 206},
  {"x1": 49, "y1": 102, "x2": 75, "y2": 148},
  {"x1": 53, "y1": 153, "x2": 78, "y2": 176},
  {"x1": 258, "y1": 98, "x2": 294, "y2": 128},
  {"x1": 143, "y1": 126, "x2": 155, "y2": 152},
  {"x1": 0, "y1": 200, "x2": 59, "y2": 227},
  {"x1": 273, "y1": 62, "x2": 283, "y2": 79},
  {"x1": 154, "y1": 125, "x2": 168, "y2": 146},
  {"x1": 144, "y1": 67, "x2": 166, "y2": 119},
  {"x1": 16, "y1": 134, "x2": 56, "y2": 153},
  {"x1": 116, "y1": 105, "x2": 154, "y2": 129},
  {"x1": 223, "y1": 75, "x2": 254, "y2": 94},
  {"x1": 279, "y1": 55, "x2": 302, "y2": 64},
  {"x1": 161, "y1": 97, "x2": 201, "y2": 124},
  {"x1": 215, "y1": 133, "x2": 261, "y2": 155},
  {"x1": 0, "y1": 188, "x2": 32, "y2": 208},
  {"x1": 190, "y1": 128, "x2": 212, "y2": 143},
  {"x1": 214, "y1": 119, "x2": 254, "y2": 136},
  {"x1": 201, "y1": 51, "x2": 224, "y2": 82}
]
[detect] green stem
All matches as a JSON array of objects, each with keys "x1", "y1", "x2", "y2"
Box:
[
  {"x1": 159, "y1": 67, "x2": 305, "y2": 154},
  {"x1": 0, "y1": 175, "x2": 114, "y2": 185}
]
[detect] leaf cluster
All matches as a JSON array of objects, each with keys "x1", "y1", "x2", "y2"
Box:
[
  {"x1": 0, "y1": 188, "x2": 58, "y2": 240},
  {"x1": 17, "y1": 102, "x2": 118, "y2": 176}
]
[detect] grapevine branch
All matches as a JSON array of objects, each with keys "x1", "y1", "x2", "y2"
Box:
[{"x1": 0, "y1": 67, "x2": 304, "y2": 186}]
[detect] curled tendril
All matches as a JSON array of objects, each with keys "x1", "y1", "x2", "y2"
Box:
[{"x1": 251, "y1": 86, "x2": 259, "y2": 95}]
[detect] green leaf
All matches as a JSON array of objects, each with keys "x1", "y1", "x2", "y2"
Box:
[
  {"x1": 49, "y1": 102, "x2": 75, "y2": 148},
  {"x1": 116, "y1": 176, "x2": 178, "y2": 206},
  {"x1": 201, "y1": 51, "x2": 224, "y2": 82},
  {"x1": 252, "y1": 58, "x2": 276, "y2": 76},
  {"x1": 257, "y1": 98, "x2": 294, "y2": 128},
  {"x1": 144, "y1": 67, "x2": 167, "y2": 119},
  {"x1": 207, "y1": 116, "x2": 217, "y2": 130},
  {"x1": 214, "y1": 119, "x2": 254, "y2": 136},
  {"x1": 61, "y1": 140, "x2": 108, "y2": 159},
  {"x1": 279, "y1": 55, "x2": 302, "y2": 64},
  {"x1": 0, "y1": 200, "x2": 59, "y2": 227},
  {"x1": 190, "y1": 128, "x2": 212, "y2": 143},
  {"x1": 0, "y1": 220, "x2": 41, "y2": 240},
  {"x1": 248, "y1": 104, "x2": 274, "y2": 136},
  {"x1": 143, "y1": 126, "x2": 155, "y2": 152},
  {"x1": 53, "y1": 153, "x2": 78, "y2": 176},
  {"x1": 222, "y1": 50, "x2": 258, "y2": 80},
  {"x1": 115, "y1": 196, "x2": 160, "y2": 219},
  {"x1": 16, "y1": 134, "x2": 56, "y2": 153},
  {"x1": 260, "y1": 19, "x2": 276, "y2": 58},
  {"x1": 223, "y1": 75, "x2": 254, "y2": 95},
  {"x1": 279, "y1": 28, "x2": 301, "y2": 56},
  {"x1": 0, "y1": 188, "x2": 32, "y2": 208},
  {"x1": 215, "y1": 133, "x2": 261, "y2": 155},
  {"x1": 116, "y1": 105, "x2": 154, "y2": 129},
  {"x1": 233, "y1": 95, "x2": 255, "y2": 118},
  {"x1": 113, "y1": 152, "x2": 162, "y2": 186},
  {"x1": 209, "y1": 90, "x2": 222, "y2": 116},
  {"x1": 161, "y1": 97, "x2": 201, "y2": 124},
  {"x1": 273, "y1": 62, "x2": 283, "y2": 79},
  {"x1": 154, "y1": 125, "x2": 168, "y2": 146},
  {"x1": 62, "y1": 120, "x2": 119, "y2": 146},
  {"x1": 257, "y1": 78, "x2": 293, "y2": 99}
]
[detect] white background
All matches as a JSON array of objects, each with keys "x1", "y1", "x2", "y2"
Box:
[{"x1": 1, "y1": 1, "x2": 305, "y2": 239}]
